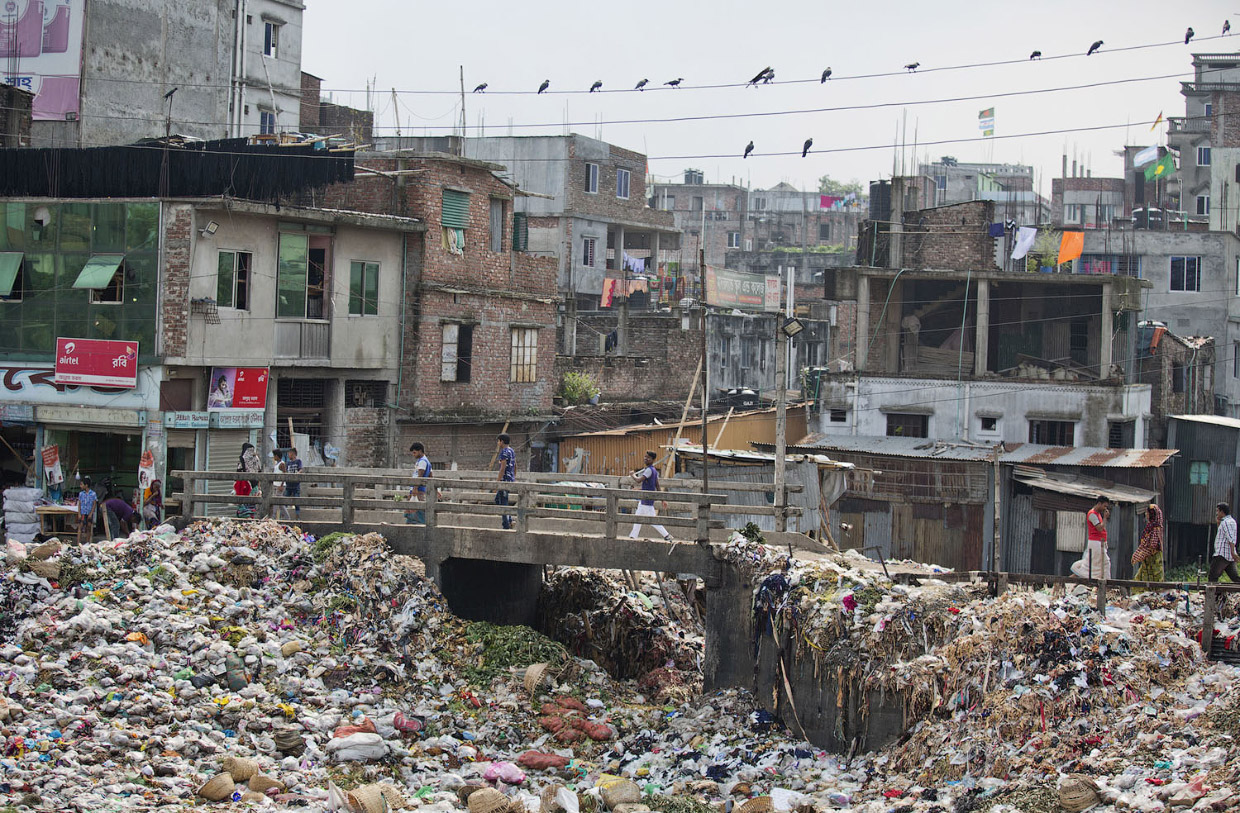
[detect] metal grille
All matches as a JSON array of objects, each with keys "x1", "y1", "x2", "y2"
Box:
[
  {"x1": 345, "y1": 380, "x2": 388, "y2": 408},
  {"x1": 278, "y1": 378, "x2": 327, "y2": 409}
]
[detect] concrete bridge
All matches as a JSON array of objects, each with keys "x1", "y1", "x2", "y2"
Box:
[{"x1": 175, "y1": 468, "x2": 904, "y2": 751}]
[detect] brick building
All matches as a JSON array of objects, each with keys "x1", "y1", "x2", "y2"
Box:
[
  {"x1": 1051, "y1": 176, "x2": 1127, "y2": 229},
  {"x1": 0, "y1": 86, "x2": 33, "y2": 148},
  {"x1": 1135, "y1": 322, "x2": 1215, "y2": 447},
  {"x1": 649, "y1": 170, "x2": 747, "y2": 271},
  {"x1": 299, "y1": 72, "x2": 374, "y2": 144}
]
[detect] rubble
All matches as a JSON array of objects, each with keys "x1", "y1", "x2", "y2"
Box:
[{"x1": 0, "y1": 519, "x2": 1237, "y2": 813}]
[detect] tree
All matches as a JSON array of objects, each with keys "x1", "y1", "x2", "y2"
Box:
[{"x1": 818, "y1": 176, "x2": 863, "y2": 197}]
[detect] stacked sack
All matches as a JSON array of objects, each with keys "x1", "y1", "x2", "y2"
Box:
[{"x1": 3, "y1": 486, "x2": 43, "y2": 544}]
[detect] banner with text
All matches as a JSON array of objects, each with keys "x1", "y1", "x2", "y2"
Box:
[
  {"x1": 207, "y1": 367, "x2": 269, "y2": 411},
  {"x1": 54, "y1": 338, "x2": 138, "y2": 388},
  {"x1": 2, "y1": 0, "x2": 86, "y2": 121},
  {"x1": 704, "y1": 266, "x2": 780, "y2": 312}
]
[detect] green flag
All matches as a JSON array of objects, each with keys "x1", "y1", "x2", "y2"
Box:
[{"x1": 1144, "y1": 153, "x2": 1175, "y2": 181}]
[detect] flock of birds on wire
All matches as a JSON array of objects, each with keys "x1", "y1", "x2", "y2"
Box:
[{"x1": 466, "y1": 23, "x2": 1227, "y2": 160}]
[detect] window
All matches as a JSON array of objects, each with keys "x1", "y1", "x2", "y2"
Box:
[
  {"x1": 1172, "y1": 361, "x2": 1187, "y2": 393},
  {"x1": 216, "y1": 250, "x2": 251, "y2": 310},
  {"x1": 263, "y1": 21, "x2": 280, "y2": 57},
  {"x1": 0, "y1": 252, "x2": 24, "y2": 301},
  {"x1": 442, "y1": 189, "x2": 470, "y2": 228},
  {"x1": 616, "y1": 168, "x2": 631, "y2": 199},
  {"x1": 1108, "y1": 420, "x2": 1134, "y2": 449},
  {"x1": 346, "y1": 380, "x2": 387, "y2": 408},
  {"x1": 259, "y1": 110, "x2": 276, "y2": 135},
  {"x1": 1196, "y1": 195, "x2": 1210, "y2": 216},
  {"x1": 348, "y1": 261, "x2": 379, "y2": 316},
  {"x1": 886, "y1": 413, "x2": 928, "y2": 438},
  {"x1": 818, "y1": 222, "x2": 831, "y2": 241},
  {"x1": 1189, "y1": 460, "x2": 1210, "y2": 486},
  {"x1": 1198, "y1": 146, "x2": 1212, "y2": 166},
  {"x1": 1069, "y1": 319, "x2": 1089, "y2": 366},
  {"x1": 1206, "y1": 102, "x2": 1214, "y2": 117},
  {"x1": 758, "y1": 339, "x2": 768, "y2": 371},
  {"x1": 934, "y1": 174, "x2": 947, "y2": 191},
  {"x1": 1028, "y1": 419, "x2": 1075, "y2": 445},
  {"x1": 510, "y1": 328, "x2": 538, "y2": 383},
  {"x1": 727, "y1": 231, "x2": 740, "y2": 248},
  {"x1": 582, "y1": 237, "x2": 596, "y2": 267},
  {"x1": 275, "y1": 230, "x2": 331, "y2": 319},
  {"x1": 72, "y1": 254, "x2": 126, "y2": 303},
  {"x1": 512, "y1": 212, "x2": 528, "y2": 251},
  {"x1": 979, "y1": 416, "x2": 998, "y2": 432},
  {"x1": 584, "y1": 163, "x2": 599, "y2": 194},
  {"x1": 440, "y1": 323, "x2": 474, "y2": 383},
  {"x1": 659, "y1": 195, "x2": 675, "y2": 211},
  {"x1": 719, "y1": 336, "x2": 731, "y2": 358},
  {"x1": 489, "y1": 198, "x2": 504, "y2": 252},
  {"x1": 753, "y1": 198, "x2": 766, "y2": 211},
  {"x1": 691, "y1": 196, "x2": 704, "y2": 212},
  {"x1": 1170, "y1": 256, "x2": 1202, "y2": 291},
  {"x1": 1234, "y1": 342, "x2": 1240, "y2": 378},
  {"x1": 829, "y1": 408, "x2": 847, "y2": 423}
]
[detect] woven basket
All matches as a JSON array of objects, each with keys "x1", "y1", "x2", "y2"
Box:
[
  {"x1": 458, "y1": 784, "x2": 488, "y2": 806},
  {"x1": 738, "y1": 798, "x2": 773, "y2": 813},
  {"x1": 221, "y1": 756, "x2": 260, "y2": 781},
  {"x1": 612, "y1": 805, "x2": 651, "y2": 813},
  {"x1": 27, "y1": 560, "x2": 60, "y2": 580},
  {"x1": 468, "y1": 787, "x2": 510, "y2": 813},
  {"x1": 378, "y1": 783, "x2": 408, "y2": 811},
  {"x1": 523, "y1": 662, "x2": 550, "y2": 695},
  {"x1": 240, "y1": 791, "x2": 267, "y2": 803},
  {"x1": 248, "y1": 774, "x2": 285, "y2": 793},
  {"x1": 1059, "y1": 776, "x2": 1100, "y2": 812},
  {"x1": 198, "y1": 773, "x2": 235, "y2": 801},
  {"x1": 539, "y1": 784, "x2": 566, "y2": 813},
  {"x1": 28, "y1": 541, "x2": 61, "y2": 560},
  {"x1": 600, "y1": 780, "x2": 641, "y2": 810},
  {"x1": 348, "y1": 784, "x2": 390, "y2": 813}
]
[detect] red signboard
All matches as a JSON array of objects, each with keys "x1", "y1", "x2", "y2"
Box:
[
  {"x1": 54, "y1": 338, "x2": 139, "y2": 388},
  {"x1": 207, "y1": 367, "x2": 269, "y2": 410}
]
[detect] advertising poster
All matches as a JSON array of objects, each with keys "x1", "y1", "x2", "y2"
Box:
[
  {"x1": 207, "y1": 367, "x2": 269, "y2": 411},
  {"x1": 704, "y1": 266, "x2": 780, "y2": 312},
  {"x1": 54, "y1": 338, "x2": 139, "y2": 388},
  {"x1": 41, "y1": 443, "x2": 63, "y2": 485},
  {"x1": 1, "y1": 0, "x2": 87, "y2": 121}
]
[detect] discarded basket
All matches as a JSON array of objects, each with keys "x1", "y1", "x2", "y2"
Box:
[
  {"x1": 468, "y1": 787, "x2": 509, "y2": 813},
  {"x1": 738, "y1": 798, "x2": 773, "y2": 813},
  {"x1": 28, "y1": 541, "x2": 61, "y2": 560},
  {"x1": 348, "y1": 784, "x2": 390, "y2": 813},
  {"x1": 197, "y1": 773, "x2": 235, "y2": 801},
  {"x1": 221, "y1": 755, "x2": 260, "y2": 781},
  {"x1": 523, "y1": 662, "x2": 550, "y2": 695},
  {"x1": 378, "y1": 783, "x2": 409, "y2": 810},
  {"x1": 600, "y1": 780, "x2": 641, "y2": 810},
  {"x1": 27, "y1": 560, "x2": 60, "y2": 580},
  {"x1": 458, "y1": 784, "x2": 488, "y2": 806},
  {"x1": 1059, "y1": 775, "x2": 1101, "y2": 812},
  {"x1": 273, "y1": 728, "x2": 305, "y2": 755},
  {"x1": 248, "y1": 774, "x2": 285, "y2": 794}
]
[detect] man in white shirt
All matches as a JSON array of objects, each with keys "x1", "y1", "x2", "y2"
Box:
[
  {"x1": 1210, "y1": 502, "x2": 1239, "y2": 583},
  {"x1": 628, "y1": 450, "x2": 673, "y2": 542}
]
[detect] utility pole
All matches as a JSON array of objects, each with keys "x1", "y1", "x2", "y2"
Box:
[
  {"x1": 699, "y1": 249, "x2": 709, "y2": 499},
  {"x1": 391, "y1": 89, "x2": 401, "y2": 139},
  {"x1": 774, "y1": 297, "x2": 788, "y2": 534},
  {"x1": 458, "y1": 66, "x2": 466, "y2": 154}
]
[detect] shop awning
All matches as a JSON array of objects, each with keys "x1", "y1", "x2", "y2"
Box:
[
  {"x1": 1012, "y1": 465, "x2": 1156, "y2": 506},
  {"x1": 72, "y1": 254, "x2": 125, "y2": 289},
  {"x1": 0, "y1": 252, "x2": 22, "y2": 296}
]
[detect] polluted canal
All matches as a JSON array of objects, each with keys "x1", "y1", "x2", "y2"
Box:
[{"x1": 1, "y1": 519, "x2": 1238, "y2": 811}]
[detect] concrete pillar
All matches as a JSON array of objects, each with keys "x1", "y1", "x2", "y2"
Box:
[
  {"x1": 889, "y1": 178, "x2": 905, "y2": 269},
  {"x1": 1100, "y1": 282, "x2": 1113, "y2": 377},
  {"x1": 615, "y1": 225, "x2": 628, "y2": 355},
  {"x1": 856, "y1": 275, "x2": 870, "y2": 371},
  {"x1": 884, "y1": 278, "x2": 901, "y2": 372},
  {"x1": 703, "y1": 563, "x2": 754, "y2": 690},
  {"x1": 974, "y1": 278, "x2": 990, "y2": 376}
]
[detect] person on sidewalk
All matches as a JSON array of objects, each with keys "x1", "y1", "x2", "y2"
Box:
[
  {"x1": 495, "y1": 433, "x2": 515, "y2": 530},
  {"x1": 1210, "y1": 502, "x2": 1240, "y2": 583},
  {"x1": 628, "y1": 450, "x2": 673, "y2": 542},
  {"x1": 405, "y1": 442, "x2": 431, "y2": 525},
  {"x1": 270, "y1": 449, "x2": 289, "y2": 520},
  {"x1": 1072, "y1": 495, "x2": 1112, "y2": 579},
  {"x1": 284, "y1": 447, "x2": 303, "y2": 520},
  {"x1": 1132, "y1": 501, "x2": 1164, "y2": 582}
]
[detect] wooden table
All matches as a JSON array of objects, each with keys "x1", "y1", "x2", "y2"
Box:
[{"x1": 35, "y1": 504, "x2": 80, "y2": 537}]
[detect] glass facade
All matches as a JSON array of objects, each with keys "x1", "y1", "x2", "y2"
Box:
[{"x1": 0, "y1": 201, "x2": 159, "y2": 360}]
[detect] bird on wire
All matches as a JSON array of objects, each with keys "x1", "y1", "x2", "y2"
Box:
[
  {"x1": 743, "y1": 141, "x2": 754, "y2": 159},
  {"x1": 821, "y1": 67, "x2": 832, "y2": 82},
  {"x1": 665, "y1": 77, "x2": 683, "y2": 88},
  {"x1": 1185, "y1": 27, "x2": 1195, "y2": 45},
  {"x1": 1029, "y1": 50, "x2": 1041, "y2": 60},
  {"x1": 802, "y1": 138, "x2": 813, "y2": 158},
  {"x1": 537, "y1": 79, "x2": 550, "y2": 94},
  {"x1": 472, "y1": 83, "x2": 487, "y2": 93},
  {"x1": 904, "y1": 61, "x2": 920, "y2": 72},
  {"x1": 1224, "y1": 20, "x2": 1231, "y2": 35},
  {"x1": 589, "y1": 80, "x2": 602, "y2": 92},
  {"x1": 635, "y1": 78, "x2": 649, "y2": 90},
  {"x1": 1087, "y1": 40, "x2": 1103, "y2": 55},
  {"x1": 747, "y1": 67, "x2": 772, "y2": 86}
]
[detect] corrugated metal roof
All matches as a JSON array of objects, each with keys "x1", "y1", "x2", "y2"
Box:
[
  {"x1": 1012, "y1": 466, "x2": 1157, "y2": 505},
  {"x1": 791, "y1": 433, "x2": 1178, "y2": 468},
  {"x1": 671, "y1": 442, "x2": 854, "y2": 469},
  {"x1": 1168, "y1": 414, "x2": 1240, "y2": 430}
]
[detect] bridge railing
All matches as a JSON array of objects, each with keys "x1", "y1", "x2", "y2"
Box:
[{"x1": 175, "y1": 470, "x2": 729, "y2": 544}]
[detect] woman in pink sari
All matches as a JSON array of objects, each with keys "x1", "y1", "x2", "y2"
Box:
[{"x1": 1132, "y1": 502, "x2": 1164, "y2": 582}]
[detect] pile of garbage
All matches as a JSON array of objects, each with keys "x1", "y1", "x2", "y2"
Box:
[{"x1": 2, "y1": 519, "x2": 1239, "y2": 813}]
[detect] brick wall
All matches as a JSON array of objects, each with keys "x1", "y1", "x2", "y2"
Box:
[
  {"x1": 564, "y1": 140, "x2": 674, "y2": 230},
  {"x1": 0, "y1": 85, "x2": 32, "y2": 147},
  {"x1": 299, "y1": 73, "x2": 321, "y2": 132},
  {"x1": 1140, "y1": 336, "x2": 1216, "y2": 445},
  {"x1": 1050, "y1": 176, "x2": 1126, "y2": 224},
  {"x1": 343, "y1": 406, "x2": 390, "y2": 465},
  {"x1": 1212, "y1": 91, "x2": 1240, "y2": 148},
  {"x1": 320, "y1": 103, "x2": 373, "y2": 144},
  {"x1": 160, "y1": 205, "x2": 192, "y2": 357},
  {"x1": 902, "y1": 200, "x2": 995, "y2": 271},
  {"x1": 570, "y1": 312, "x2": 704, "y2": 401}
]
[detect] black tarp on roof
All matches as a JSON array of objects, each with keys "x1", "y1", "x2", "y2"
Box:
[{"x1": 0, "y1": 139, "x2": 355, "y2": 200}]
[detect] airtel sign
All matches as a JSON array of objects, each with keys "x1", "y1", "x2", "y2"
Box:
[{"x1": 54, "y1": 338, "x2": 139, "y2": 388}]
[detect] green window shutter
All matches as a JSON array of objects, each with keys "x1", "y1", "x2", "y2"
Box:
[
  {"x1": 512, "y1": 212, "x2": 528, "y2": 251},
  {"x1": 349, "y1": 260, "x2": 363, "y2": 315},
  {"x1": 73, "y1": 254, "x2": 125, "y2": 289},
  {"x1": 216, "y1": 251, "x2": 235, "y2": 308},
  {"x1": 442, "y1": 190, "x2": 471, "y2": 228},
  {"x1": 276, "y1": 233, "x2": 308, "y2": 318},
  {"x1": 364, "y1": 262, "x2": 379, "y2": 316},
  {"x1": 0, "y1": 252, "x2": 23, "y2": 297}
]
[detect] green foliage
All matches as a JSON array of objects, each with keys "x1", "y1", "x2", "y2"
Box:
[
  {"x1": 462, "y1": 621, "x2": 568, "y2": 684},
  {"x1": 817, "y1": 176, "x2": 864, "y2": 197},
  {"x1": 560, "y1": 371, "x2": 601, "y2": 406},
  {"x1": 739, "y1": 522, "x2": 765, "y2": 545},
  {"x1": 312, "y1": 532, "x2": 354, "y2": 562}
]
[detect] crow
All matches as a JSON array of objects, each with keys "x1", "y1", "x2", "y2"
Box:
[
  {"x1": 760, "y1": 69, "x2": 775, "y2": 84},
  {"x1": 589, "y1": 80, "x2": 602, "y2": 92},
  {"x1": 904, "y1": 61, "x2": 920, "y2": 72},
  {"x1": 1225, "y1": 20, "x2": 1231, "y2": 35},
  {"x1": 821, "y1": 68, "x2": 832, "y2": 82},
  {"x1": 743, "y1": 141, "x2": 754, "y2": 159},
  {"x1": 748, "y1": 67, "x2": 772, "y2": 86},
  {"x1": 635, "y1": 78, "x2": 649, "y2": 90},
  {"x1": 537, "y1": 79, "x2": 550, "y2": 94},
  {"x1": 1087, "y1": 40, "x2": 1103, "y2": 56},
  {"x1": 802, "y1": 138, "x2": 813, "y2": 158},
  {"x1": 1185, "y1": 27, "x2": 1195, "y2": 45},
  {"x1": 665, "y1": 78, "x2": 683, "y2": 88},
  {"x1": 472, "y1": 83, "x2": 487, "y2": 93},
  {"x1": 1029, "y1": 50, "x2": 1041, "y2": 60}
]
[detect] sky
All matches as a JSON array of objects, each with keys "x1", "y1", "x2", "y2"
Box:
[{"x1": 303, "y1": 0, "x2": 1231, "y2": 197}]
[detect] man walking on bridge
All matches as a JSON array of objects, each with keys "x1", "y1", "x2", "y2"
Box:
[
  {"x1": 496, "y1": 433, "x2": 515, "y2": 529},
  {"x1": 629, "y1": 450, "x2": 673, "y2": 542}
]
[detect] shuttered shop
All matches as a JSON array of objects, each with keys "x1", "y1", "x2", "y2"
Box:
[{"x1": 205, "y1": 430, "x2": 251, "y2": 517}]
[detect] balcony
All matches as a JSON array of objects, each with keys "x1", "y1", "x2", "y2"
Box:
[
  {"x1": 274, "y1": 320, "x2": 330, "y2": 360},
  {"x1": 1168, "y1": 116, "x2": 1209, "y2": 134}
]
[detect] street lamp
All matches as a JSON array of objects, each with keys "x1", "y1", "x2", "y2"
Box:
[{"x1": 780, "y1": 316, "x2": 804, "y2": 338}]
